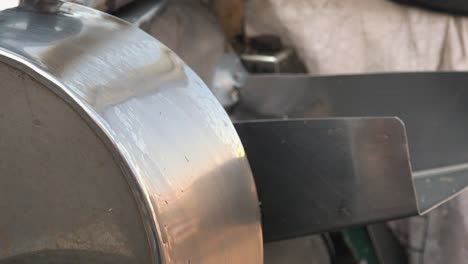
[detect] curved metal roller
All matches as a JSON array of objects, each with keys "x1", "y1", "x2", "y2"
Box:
[{"x1": 0, "y1": 2, "x2": 262, "y2": 263}]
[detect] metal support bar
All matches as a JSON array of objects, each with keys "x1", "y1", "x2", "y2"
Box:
[{"x1": 367, "y1": 223, "x2": 408, "y2": 264}]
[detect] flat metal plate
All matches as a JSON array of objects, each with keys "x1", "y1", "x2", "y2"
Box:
[
  {"x1": 235, "y1": 117, "x2": 416, "y2": 241},
  {"x1": 237, "y1": 73, "x2": 468, "y2": 216}
]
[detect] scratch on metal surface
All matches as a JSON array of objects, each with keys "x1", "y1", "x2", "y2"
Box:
[{"x1": 413, "y1": 163, "x2": 468, "y2": 179}]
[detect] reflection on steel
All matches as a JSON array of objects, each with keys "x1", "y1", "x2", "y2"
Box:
[
  {"x1": 114, "y1": 0, "x2": 167, "y2": 27},
  {"x1": 234, "y1": 117, "x2": 468, "y2": 241},
  {"x1": 210, "y1": 53, "x2": 248, "y2": 108},
  {"x1": 0, "y1": 2, "x2": 262, "y2": 264},
  {"x1": 133, "y1": 0, "x2": 238, "y2": 107}
]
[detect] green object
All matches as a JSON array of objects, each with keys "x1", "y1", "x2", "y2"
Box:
[{"x1": 342, "y1": 227, "x2": 379, "y2": 264}]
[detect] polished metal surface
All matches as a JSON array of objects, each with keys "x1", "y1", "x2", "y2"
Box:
[
  {"x1": 0, "y1": 3, "x2": 262, "y2": 264},
  {"x1": 210, "y1": 53, "x2": 247, "y2": 108},
  {"x1": 235, "y1": 117, "x2": 416, "y2": 241},
  {"x1": 136, "y1": 0, "x2": 250, "y2": 109},
  {"x1": 114, "y1": 0, "x2": 167, "y2": 27},
  {"x1": 139, "y1": 0, "x2": 231, "y2": 100}
]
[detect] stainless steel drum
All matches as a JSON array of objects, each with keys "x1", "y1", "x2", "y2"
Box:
[{"x1": 0, "y1": 2, "x2": 262, "y2": 263}]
